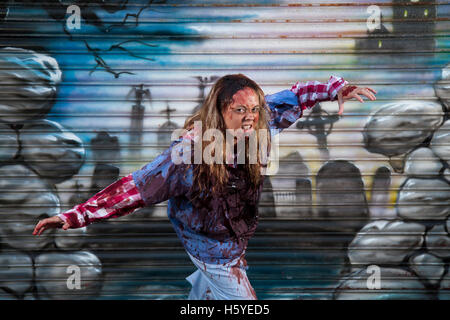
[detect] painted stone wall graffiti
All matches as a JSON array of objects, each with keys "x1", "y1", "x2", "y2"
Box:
[
  {"x1": 334, "y1": 89, "x2": 450, "y2": 299},
  {"x1": 0, "y1": 47, "x2": 61, "y2": 122},
  {"x1": 0, "y1": 47, "x2": 103, "y2": 299}
]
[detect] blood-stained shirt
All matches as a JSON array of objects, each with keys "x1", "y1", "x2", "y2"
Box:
[{"x1": 57, "y1": 75, "x2": 347, "y2": 264}]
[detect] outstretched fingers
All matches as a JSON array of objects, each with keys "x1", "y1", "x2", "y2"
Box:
[
  {"x1": 32, "y1": 216, "x2": 66, "y2": 236},
  {"x1": 367, "y1": 87, "x2": 377, "y2": 94},
  {"x1": 361, "y1": 88, "x2": 376, "y2": 101},
  {"x1": 338, "y1": 86, "x2": 377, "y2": 114},
  {"x1": 32, "y1": 220, "x2": 46, "y2": 236},
  {"x1": 353, "y1": 93, "x2": 365, "y2": 103},
  {"x1": 351, "y1": 87, "x2": 377, "y2": 103}
]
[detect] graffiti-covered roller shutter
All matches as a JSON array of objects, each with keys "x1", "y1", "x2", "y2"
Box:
[{"x1": 0, "y1": 1, "x2": 448, "y2": 300}]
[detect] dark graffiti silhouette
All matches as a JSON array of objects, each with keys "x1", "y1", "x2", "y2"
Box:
[
  {"x1": 127, "y1": 84, "x2": 152, "y2": 156},
  {"x1": 296, "y1": 103, "x2": 339, "y2": 160}
]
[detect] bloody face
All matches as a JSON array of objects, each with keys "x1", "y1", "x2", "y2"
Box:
[{"x1": 221, "y1": 87, "x2": 261, "y2": 135}]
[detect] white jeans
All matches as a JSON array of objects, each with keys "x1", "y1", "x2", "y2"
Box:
[{"x1": 186, "y1": 251, "x2": 257, "y2": 300}]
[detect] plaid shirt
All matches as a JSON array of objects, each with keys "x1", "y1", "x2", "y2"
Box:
[{"x1": 58, "y1": 75, "x2": 347, "y2": 262}]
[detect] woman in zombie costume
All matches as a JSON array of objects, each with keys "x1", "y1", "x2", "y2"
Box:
[{"x1": 33, "y1": 74, "x2": 376, "y2": 300}]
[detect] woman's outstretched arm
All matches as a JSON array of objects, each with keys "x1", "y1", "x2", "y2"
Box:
[
  {"x1": 32, "y1": 173, "x2": 144, "y2": 235},
  {"x1": 265, "y1": 75, "x2": 348, "y2": 134},
  {"x1": 265, "y1": 75, "x2": 377, "y2": 134},
  {"x1": 33, "y1": 138, "x2": 191, "y2": 235}
]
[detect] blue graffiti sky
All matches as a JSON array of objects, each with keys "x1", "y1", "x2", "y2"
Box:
[{"x1": 8, "y1": 3, "x2": 257, "y2": 148}]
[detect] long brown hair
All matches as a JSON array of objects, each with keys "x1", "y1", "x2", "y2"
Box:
[{"x1": 183, "y1": 74, "x2": 271, "y2": 194}]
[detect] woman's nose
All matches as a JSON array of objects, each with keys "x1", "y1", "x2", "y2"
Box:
[{"x1": 244, "y1": 112, "x2": 255, "y2": 120}]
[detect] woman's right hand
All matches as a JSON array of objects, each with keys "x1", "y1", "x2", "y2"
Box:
[{"x1": 32, "y1": 216, "x2": 71, "y2": 236}]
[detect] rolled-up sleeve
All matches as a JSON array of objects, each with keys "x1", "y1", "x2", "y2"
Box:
[
  {"x1": 57, "y1": 173, "x2": 144, "y2": 228},
  {"x1": 58, "y1": 139, "x2": 192, "y2": 228}
]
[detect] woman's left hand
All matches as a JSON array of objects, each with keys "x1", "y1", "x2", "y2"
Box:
[{"x1": 337, "y1": 85, "x2": 377, "y2": 115}]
